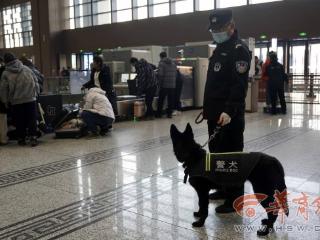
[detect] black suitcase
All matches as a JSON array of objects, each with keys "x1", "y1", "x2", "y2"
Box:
[{"x1": 54, "y1": 108, "x2": 85, "y2": 139}]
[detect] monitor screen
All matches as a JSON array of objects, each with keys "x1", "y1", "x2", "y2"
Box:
[
  {"x1": 130, "y1": 73, "x2": 137, "y2": 80},
  {"x1": 121, "y1": 73, "x2": 129, "y2": 83}
]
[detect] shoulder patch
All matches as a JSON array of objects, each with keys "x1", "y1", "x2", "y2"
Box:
[
  {"x1": 235, "y1": 44, "x2": 242, "y2": 49},
  {"x1": 236, "y1": 61, "x2": 248, "y2": 74},
  {"x1": 214, "y1": 62, "x2": 222, "y2": 72}
]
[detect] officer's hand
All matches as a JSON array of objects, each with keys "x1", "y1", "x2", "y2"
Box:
[{"x1": 217, "y1": 112, "x2": 231, "y2": 126}]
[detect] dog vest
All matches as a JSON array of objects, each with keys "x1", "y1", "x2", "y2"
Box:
[{"x1": 186, "y1": 152, "x2": 261, "y2": 186}]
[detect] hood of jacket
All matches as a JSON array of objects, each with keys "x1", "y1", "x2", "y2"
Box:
[
  {"x1": 89, "y1": 87, "x2": 106, "y2": 95},
  {"x1": 5, "y1": 60, "x2": 23, "y2": 74}
]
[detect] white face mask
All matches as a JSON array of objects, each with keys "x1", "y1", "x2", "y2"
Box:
[{"x1": 211, "y1": 31, "x2": 231, "y2": 44}]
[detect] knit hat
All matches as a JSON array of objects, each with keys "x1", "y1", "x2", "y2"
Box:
[{"x1": 4, "y1": 52, "x2": 17, "y2": 64}]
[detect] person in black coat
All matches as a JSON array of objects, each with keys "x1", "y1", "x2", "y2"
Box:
[
  {"x1": 203, "y1": 9, "x2": 251, "y2": 214},
  {"x1": 266, "y1": 52, "x2": 287, "y2": 115},
  {"x1": 82, "y1": 56, "x2": 118, "y2": 116}
]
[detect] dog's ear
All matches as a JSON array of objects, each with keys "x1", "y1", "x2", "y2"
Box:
[
  {"x1": 184, "y1": 123, "x2": 194, "y2": 139},
  {"x1": 170, "y1": 124, "x2": 180, "y2": 140}
]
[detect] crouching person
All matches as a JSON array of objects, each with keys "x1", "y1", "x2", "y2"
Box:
[{"x1": 81, "y1": 87, "x2": 115, "y2": 138}]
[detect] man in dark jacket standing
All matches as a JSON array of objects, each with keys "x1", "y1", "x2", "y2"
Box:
[
  {"x1": 156, "y1": 52, "x2": 177, "y2": 118},
  {"x1": 203, "y1": 9, "x2": 251, "y2": 213},
  {"x1": 130, "y1": 58, "x2": 158, "y2": 120},
  {"x1": 83, "y1": 56, "x2": 118, "y2": 116},
  {"x1": 266, "y1": 52, "x2": 287, "y2": 115}
]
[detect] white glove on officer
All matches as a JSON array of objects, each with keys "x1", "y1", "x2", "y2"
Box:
[{"x1": 217, "y1": 112, "x2": 231, "y2": 126}]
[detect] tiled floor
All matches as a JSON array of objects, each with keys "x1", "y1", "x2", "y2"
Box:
[{"x1": 1, "y1": 104, "x2": 320, "y2": 239}]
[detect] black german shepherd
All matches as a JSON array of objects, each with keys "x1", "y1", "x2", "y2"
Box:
[{"x1": 170, "y1": 123, "x2": 289, "y2": 236}]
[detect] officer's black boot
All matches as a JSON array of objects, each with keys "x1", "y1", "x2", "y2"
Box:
[
  {"x1": 215, "y1": 201, "x2": 236, "y2": 214},
  {"x1": 209, "y1": 190, "x2": 226, "y2": 200},
  {"x1": 215, "y1": 186, "x2": 243, "y2": 214}
]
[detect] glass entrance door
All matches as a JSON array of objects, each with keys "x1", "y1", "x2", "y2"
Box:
[
  {"x1": 309, "y1": 43, "x2": 320, "y2": 75},
  {"x1": 289, "y1": 45, "x2": 305, "y2": 74}
]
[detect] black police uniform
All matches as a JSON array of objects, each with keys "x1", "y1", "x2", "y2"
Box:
[
  {"x1": 203, "y1": 30, "x2": 251, "y2": 207},
  {"x1": 266, "y1": 61, "x2": 287, "y2": 114},
  {"x1": 203, "y1": 30, "x2": 251, "y2": 152}
]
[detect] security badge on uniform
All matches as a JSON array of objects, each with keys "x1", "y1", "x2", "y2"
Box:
[
  {"x1": 236, "y1": 61, "x2": 248, "y2": 74},
  {"x1": 214, "y1": 62, "x2": 221, "y2": 72}
]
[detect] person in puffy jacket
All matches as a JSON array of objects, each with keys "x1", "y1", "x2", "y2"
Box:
[
  {"x1": 156, "y1": 52, "x2": 177, "y2": 118},
  {"x1": 0, "y1": 53, "x2": 40, "y2": 147},
  {"x1": 0, "y1": 56, "x2": 8, "y2": 145},
  {"x1": 20, "y1": 56, "x2": 44, "y2": 93},
  {"x1": 81, "y1": 87, "x2": 115, "y2": 137}
]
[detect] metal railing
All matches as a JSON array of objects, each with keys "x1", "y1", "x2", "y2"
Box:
[
  {"x1": 286, "y1": 74, "x2": 320, "y2": 103},
  {"x1": 288, "y1": 74, "x2": 320, "y2": 94}
]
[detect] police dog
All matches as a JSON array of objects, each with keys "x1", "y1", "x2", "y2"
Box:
[{"x1": 170, "y1": 123, "x2": 289, "y2": 236}]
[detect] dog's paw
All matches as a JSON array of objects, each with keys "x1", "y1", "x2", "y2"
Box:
[
  {"x1": 257, "y1": 226, "x2": 273, "y2": 236},
  {"x1": 257, "y1": 222, "x2": 273, "y2": 237},
  {"x1": 192, "y1": 219, "x2": 205, "y2": 228},
  {"x1": 193, "y1": 211, "x2": 201, "y2": 218}
]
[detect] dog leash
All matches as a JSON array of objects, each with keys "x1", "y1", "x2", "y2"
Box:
[
  {"x1": 183, "y1": 125, "x2": 222, "y2": 184},
  {"x1": 201, "y1": 125, "x2": 221, "y2": 149},
  {"x1": 195, "y1": 112, "x2": 221, "y2": 148},
  {"x1": 195, "y1": 111, "x2": 204, "y2": 124}
]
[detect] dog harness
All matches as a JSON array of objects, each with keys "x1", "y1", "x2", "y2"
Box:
[{"x1": 185, "y1": 152, "x2": 261, "y2": 186}]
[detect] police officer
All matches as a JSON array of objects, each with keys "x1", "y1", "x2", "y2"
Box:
[
  {"x1": 266, "y1": 52, "x2": 287, "y2": 115},
  {"x1": 203, "y1": 9, "x2": 251, "y2": 213}
]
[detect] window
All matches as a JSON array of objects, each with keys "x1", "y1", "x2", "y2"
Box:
[
  {"x1": 217, "y1": 0, "x2": 247, "y2": 8},
  {"x1": 290, "y1": 45, "x2": 305, "y2": 74},
  {"x1": 1, "y1": 2, "x2": 33, "y2": 48},
  {"x1": 133, "y1": 0, "x2": 148, "y2": 20},
  {"x1": 277, "y1": 46, "x2": 283, "y2": 64},
  {"x1": 114, "y1": 9, "x2": 132, "y2": 22},
  {"x1": 75, "y1": 16, "x2": 92, "y2": 28},
  {"x1": 112, "y1": 0, "x2": 132, "y2": 22},
  {"x1": 150, "y1": 1, "x2": 170, "y2": 18},
  {"x1": 64, "y1": 0, "x2": 284, "y2": 29},
  {"x1": 93, "y1": 13, "x2": 111, "y2": 25},
  {"x1": 255, "y1": 47, "x2": 268, "y2": 63},
  {"x1": 92, "y1": 0, "x2": 111, "y2": 14},
  {"x1": 196, "y1": 0, "x2": 214, "y2": 11},
  {"x1": 71, "y1": 54, "x2": 77, "y2": 69},
  {"x1": 172, "y1": 0, "x2": 194, "y2": 15},
  {"x1": 309, "y1": 44, "x2": 320, "y2": 74},
  {"x1": 83, "y1": 53, "x2": 93, "y2": 70},
  {"x1": 75, "y1": 3, "x2": 91, "y2": 17},
  {"x1": 114, "y1": 0, "x2": 132, "y2": 10},
  {"x1": 250, "y1": 0, "x2": 282, "y2": 4},
  {"x1": 92, "y1": 0, "x2": 111, "y2": 25}
]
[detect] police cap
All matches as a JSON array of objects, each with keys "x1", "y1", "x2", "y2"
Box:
[{"x1": 209, "y1": 9, "x2": 233, "y2": 31}]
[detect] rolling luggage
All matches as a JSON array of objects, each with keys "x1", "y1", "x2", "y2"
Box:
[{"x1": 54, "y1": 108, "x2": 86, "y2": 139}]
